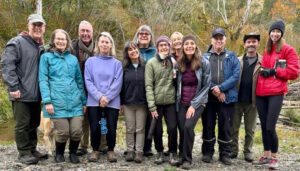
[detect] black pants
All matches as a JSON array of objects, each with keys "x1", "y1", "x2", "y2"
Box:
[
  {"x1": 177, "y1": 104, "x2": 204, "y2": 163},
  {"x1": 88, "y1": 107, "x2": 119, "y2": 151},
  {"x1": 202, "y1": 102, "x2": 234, "y2": 157},
  {"x1": 12, "y1": 101, "x2": 41, "y2": 156},
  {"x1": 143, "y1": 110, "x2": 152, "y2": 153},
  {"x1": 256, "y1": 95, "x2": 283, "y2": 153},
  {"x1": 153, "y1": 103, "x2": 178, "y2": 153}
]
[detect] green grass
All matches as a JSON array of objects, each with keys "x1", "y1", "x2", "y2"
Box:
[
  {"x1": 283, "y1": 109, "x2": 300, "y2": 124},
  {"x1": 0, "y1": 80, "x2": 12, "y2": 123}
]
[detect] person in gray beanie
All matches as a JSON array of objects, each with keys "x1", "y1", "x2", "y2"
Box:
[
  {"x1": 145, "y1": 36, "x2": 179, "y2": 166},
  {"x1": 268, "y1": 19, "x2": 285, "y2": 36}
]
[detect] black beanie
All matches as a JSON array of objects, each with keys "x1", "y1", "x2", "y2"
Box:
[{"x1": 269, "y1": 19, "x2": 285, "y2": 36}]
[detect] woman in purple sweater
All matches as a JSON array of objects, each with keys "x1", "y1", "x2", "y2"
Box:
[
  {"x1": 84, "y1": 32, "x2": 123, "y2": 163},
  {"x1": 176, "y1": 35, "x2": 211, "y2": 169}
]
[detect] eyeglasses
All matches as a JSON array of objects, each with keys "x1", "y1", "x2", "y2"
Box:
[
  {"x1": 55, "y1": 38, "x2": 67, "y2": 41},
  {"x1": 158, "y1": 43, "x2": 168, "y2": 47},
  {"x1": 139, "y1": 32, "x2": 150, "y2": 36},
  {"x1": 31, "y1": 23, "x2": 44, "y2": 27},
  {"x1": 80, "y1": 29, "x2": 91, "y2": 33}
]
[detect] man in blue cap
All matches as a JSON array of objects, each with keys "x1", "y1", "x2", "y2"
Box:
[{"x1": 201, "y1": 28, "x2": 240, "y2": 165}]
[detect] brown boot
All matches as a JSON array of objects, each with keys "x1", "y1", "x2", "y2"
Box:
[
  {"x1": 88, "y1": 151, "x2": 100, "y2": 162},
  {"x1": 107, "y1": 151, "x2": 117, "y2": 162},
  {"x1": 134, "y1": 152, "x2": 143, "y2": 163},
  {"x1": 125, "y1": 151, "x2": 134, "y2": 162}
]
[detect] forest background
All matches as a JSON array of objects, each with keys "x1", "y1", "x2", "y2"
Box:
[
  {"x1": 0, "y1": 0, "x2": 300, "y2": 122},
  {"x1": 1, "y1": 0, "x2": 300, "y2": 56}
]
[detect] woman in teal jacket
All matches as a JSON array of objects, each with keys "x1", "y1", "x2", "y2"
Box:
[{"x1": 39, "y1": 29, "x2": 86, "y2": 164}]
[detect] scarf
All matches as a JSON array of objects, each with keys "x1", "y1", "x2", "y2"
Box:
[{"x1": 78, "y1": 39, "x2": 94, "y2": 60}]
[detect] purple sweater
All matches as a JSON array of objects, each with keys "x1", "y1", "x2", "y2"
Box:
[
  {"x1": 84, "y1": 55, "x2": 123, "y2": 109},
  {"x1": 181, "y1": 65, "x2": 198, "y2": 105}
]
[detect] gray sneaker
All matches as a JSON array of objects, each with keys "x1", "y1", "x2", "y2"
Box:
[
  {"x1": 182, "y1": 161, "x2": 192, "y2": 170},
  {"x1": 169, "y1": 153, "x2": 179, "y2": 166},
  {"x1": 18, "y1": 154, "x2": 39, "y2": 165},
  {"x1": 154, "y1": 152, "x2": 164, "y2": 165}
]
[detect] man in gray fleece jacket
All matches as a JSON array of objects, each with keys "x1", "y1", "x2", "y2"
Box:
[{"x1": 1, "y1": 14, "x2": 47, "y2": 165}]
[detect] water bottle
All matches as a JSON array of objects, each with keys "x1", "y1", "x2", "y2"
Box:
[{"x1": 99, "y1": 111, "x2": 107, "y2": 135}]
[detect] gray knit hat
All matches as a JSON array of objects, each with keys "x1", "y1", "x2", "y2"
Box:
[
  {"x1": 156, "y1": 36, "x2": 171, "y2": 53},
  {"x1": 269, "y1": 19, "x2": 285, "y2": 36}
]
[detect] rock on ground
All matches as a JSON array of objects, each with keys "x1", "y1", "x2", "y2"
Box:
[{"x1": 1, "y1": 137, "x2": 300, "y2": 171}]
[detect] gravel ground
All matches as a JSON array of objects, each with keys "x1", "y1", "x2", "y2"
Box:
[{"x1": 1, "y1": 134, "x2": 300, "y2": 171}]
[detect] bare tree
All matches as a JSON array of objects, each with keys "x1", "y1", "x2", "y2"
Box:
[
  {"x1": 35, "y1": 0, "x2": 42, "y2": 15},
  {"x1": 231, "y1": 0, "x2": 252, "y2": 41},
  {"x1": 217, "y1": 0, "x2": 228, "y2": 24}
]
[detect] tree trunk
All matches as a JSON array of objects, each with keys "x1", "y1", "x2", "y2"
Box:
[{"x1": 35, "y1": 0, "x2": 42, "y2": 15}]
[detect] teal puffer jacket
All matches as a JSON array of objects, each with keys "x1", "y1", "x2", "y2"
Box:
[{"x1": 39, "y1": 50, "x2": 86, "y2": 118}]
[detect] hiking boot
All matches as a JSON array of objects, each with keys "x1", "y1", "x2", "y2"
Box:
[
  {"x1": 88, "y1": 151, "x2": 100, "y2": 162},
  {"x1": 202, "y1": 155, "x2": 212, "y2": 163},
  {"x1": 220, "y1": 156, "x2": 232, "y2": 165},
  {"x1": 154, "y1": 152, "x2": 164, "y2": 165},
  {"x1": 268, "y1": 158, "x2": 279, "y2": 170},
  {"x1": 18, "y1": 154, "x2": 39, "y2": 165},
  {"x1": 69, "y1": 153, "x2": 80, "y2": 164},
  {"x1": 125, "y1": 151, "x2": 134, "y2": 162},
  {"x1": 182, "y1": 161, "x2": 192, "y2": 170},
  {"x1": 253, "y1": 156, "x2": 271, "y2": 165},
  {"x1": 169, "y1": 153, "x2": 180, "y2": 166},
  {"x1": 134, "y1": 152, "x2": 143, "y2": 163},
  {"x1": 76, "y1": 148, "x2": 88, "y2": 156},
  {"x1": 229, "y1": 152, "x2": 238, "y2": 159},
  {"x1": 55, "y1": 154, "x2": 65, "y2": 163},
  {"x1": 107, "y1": 151, "x2": 117, "y2": 162},
  {"x1": 244, "y1": 153, "x2": 254, "y2": 162},
  {"x1": 31, "y1": 150, "x2": 48, "y2": 160},
  {"x1": 100, "y1": 146, "x2": 108, "y2": 154},
  {"x1": 143, "y1": 150, "x2": 153, "y2": 157}
]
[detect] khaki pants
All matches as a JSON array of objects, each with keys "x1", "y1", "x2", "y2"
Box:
[
  {"x1": 124, "y1": 105, "x2": 147, "y2": 153},
  {"x1": 52, "y1": 116, "x2": 83, "y2": 143},
  {"x1": 231, "y1": 102, "x2": 257, "y2": 155}
]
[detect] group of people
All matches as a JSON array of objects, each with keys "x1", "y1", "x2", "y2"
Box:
[{"x1": 1, "y1": 13, "x2": 299, "y2": 170}]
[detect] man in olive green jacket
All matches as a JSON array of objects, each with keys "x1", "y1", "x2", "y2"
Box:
[
  {"x1": 145, "y1": 36, "x2": 178, "y2": 166},
  {"x1": 230, "y1": 33, "x2": 262, "y2": 162}
]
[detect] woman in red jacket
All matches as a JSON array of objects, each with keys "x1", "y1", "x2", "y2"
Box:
[{"x1": 255, "y1": 19, "x2": 299, "y2": 169}]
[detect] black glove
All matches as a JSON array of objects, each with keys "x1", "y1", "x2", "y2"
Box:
[{"x1": 259, "y1": 67, "x2": 276, "y2": 77}]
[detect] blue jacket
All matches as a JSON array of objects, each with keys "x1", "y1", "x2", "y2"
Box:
[
  {"x1": 39, "y1": 51, "x2": 87, "y2": 118},
  {"x1": 202, "y1": 49, "x2": 240, "y2": 104},
  {"x1": 140, "y1": 46, "x2": 156, "y2": 62}
]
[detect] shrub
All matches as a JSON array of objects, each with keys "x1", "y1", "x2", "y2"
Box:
[{"x1": 0, "y1": 80, "x2": 12, "y2": 123}]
